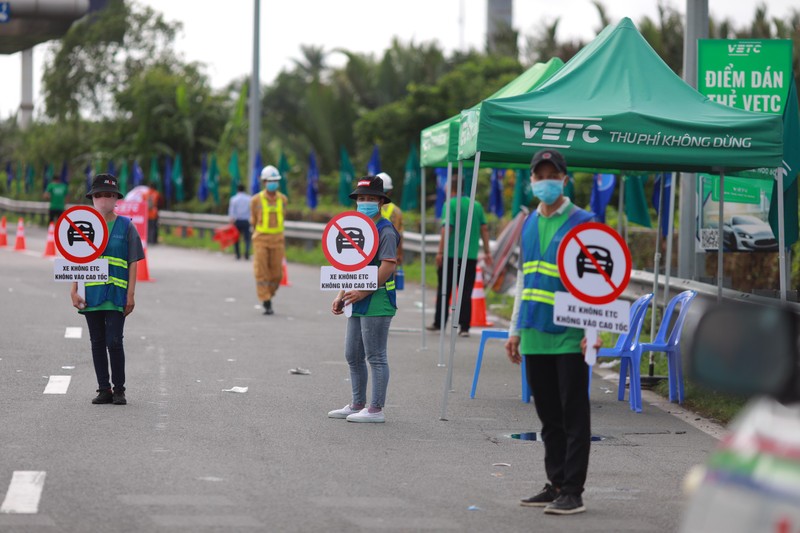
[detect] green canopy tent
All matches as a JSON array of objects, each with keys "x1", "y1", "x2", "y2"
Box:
[
  {"x1": 437, "y1": 18, "x2": 785, "y2": 417},
  {"x1": 417, "y1": 58, "x2": 565, "y2": 364}
]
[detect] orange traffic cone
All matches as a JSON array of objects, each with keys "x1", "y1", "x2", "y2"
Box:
[
  {"x1": 13, "y1": 218, "x2": 26, "y2": 251},
  {"x1": 470, "y1": 265, "x2": 494, "y2": 327},
  {"x1": 137, "y1": 248, "x2": 152, "y2": 282},
  {"x1": 280, "y1": 256, "x2": 291, "y2": 286},
  {"x1": 43, "y1": 222, "x2": 57, "y2": 257},
  {"x1": 0, "y1": 216, "x2": 7, "y2": 247}
]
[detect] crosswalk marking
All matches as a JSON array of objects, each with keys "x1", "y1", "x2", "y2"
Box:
[
  {"x1": 0, "y1": 471, "x2": 46, "y2": 514},
  {"x1": 43, "y1": 376, "x2": 71, "y2": 395},
  {"x1": 64, "y1": 327, "x2": 82, "y2": 339}
]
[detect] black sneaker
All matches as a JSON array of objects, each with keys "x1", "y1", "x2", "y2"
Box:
[
  {"x1": 544, "y1": 493, "x2": 586, "y2": 515},
  {"x1": 425, "y1": 324, "x2": 440, "y2": 331},
  {"x1": 263, "y1": 300, "x2": 274, "y2": 315},
  {"x1": 520, "y1": 484, "x2": 559, "y2": 507},
  {"x1": 112, "y1": 387, "x2": 127, "y2": 405},
  {"x1": 91, "y1": 389, "x2": 113, "y2": 404}
]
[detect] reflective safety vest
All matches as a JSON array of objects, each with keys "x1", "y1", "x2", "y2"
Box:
[
  {"x1": 517, "y1": 206, "x2": 593, "y2": 333},
  {"x1": 352, "y1": 218, "x2": 400, "y2": 314},
  {"x1": 257, "y1": 193, "x2": 284, "y2": 234},
  {"x1": 381, "y1": 203, "x2": 395, "y2": 219},
  {"x1": 85, "y1": 216, "x2": 131, "y2": 308}
]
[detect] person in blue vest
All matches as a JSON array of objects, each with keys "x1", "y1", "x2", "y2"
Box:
[
  {"x1": 70, "y1": 174, "x2": 145, "y2": 406},
  {"x1": 505, "y1": 149, "x2": 602, "y2": 515},
  {"x1": 328, "y1": 176, "x2": 400, "y2": 423}
]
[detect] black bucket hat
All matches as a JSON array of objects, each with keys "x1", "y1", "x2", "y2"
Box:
[
  {"x1": 85, "y1": 173, "x2": 123, "y2": 199},
  {"x1": 348, "y1": 176, "x2": 391, "y2": 204}
]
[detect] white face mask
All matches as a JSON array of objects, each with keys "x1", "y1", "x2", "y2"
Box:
[{"x1": 93, "y1": 197, "x2": 117, "y2": 215}]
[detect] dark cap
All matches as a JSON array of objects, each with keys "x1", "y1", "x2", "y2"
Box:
[
  {"x1": 85, "y1": 173, "x2": 123, "y2": 199},
  {"x1": 530, "y1": 149, "x2": 567, "y2": 174},
  {"x1": 348, "y1": 176, "x2": 392, "y2": 204}
]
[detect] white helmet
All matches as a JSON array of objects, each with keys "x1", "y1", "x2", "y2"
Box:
[
  {"x1": 260, "y1": 165, "x2": 281, "y2": 181},
  {"x1": 376, "y1": 172, "x2": 393, "y2": 191}
]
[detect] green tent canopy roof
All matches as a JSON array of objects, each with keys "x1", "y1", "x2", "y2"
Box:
[
  {"x1": 419, "y1": 58, "x2": 564, "y2": 168},
  {"x1": 458, "y1": 18, "x2": 783, "y2": 173}
]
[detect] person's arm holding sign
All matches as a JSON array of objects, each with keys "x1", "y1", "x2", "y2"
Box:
[{"x1": 341, "y1": 258, "x2": 396, "y2": 306}]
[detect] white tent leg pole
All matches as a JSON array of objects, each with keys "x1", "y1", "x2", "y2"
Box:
[
  {"x1": 441, "y1": 153, "x2": 480, "y2": 421},
  {"x1": 421, "y1": 164, "x2": 427, "y2": 349},
  {"x1": 649, "y1": 174, "x2": 665, "y2": 371},
  {"x1": 437, "y1": 163, "x2": 454, "y2": 367},
  {"x1": 617, "y1": 174, "x2": 625, "y2": 235},
  {"x1": 444, "y1": 162, "x2": 465, "y2": 377},
  {"x1": 717, "y1": 171, "x2": 724, "y2": 303},
  {"x1": 777, "y1": 170, "x2": 787, "y2": 302}
]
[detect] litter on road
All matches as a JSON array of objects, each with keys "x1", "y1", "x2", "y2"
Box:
[
  {"x1": 288, "y1": 367, "x2": 311, "y2": 375},
  {"x1": 222, "y1": 386, "x2": 248, "y2": 393}
]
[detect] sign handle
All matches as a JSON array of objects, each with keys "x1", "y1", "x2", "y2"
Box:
[
  {"x1": 343, "y1": 303, "x2": 352, "y2": 318},
  {"x1": 584, "y1": 328, "x2": 598, "y2": 366}
]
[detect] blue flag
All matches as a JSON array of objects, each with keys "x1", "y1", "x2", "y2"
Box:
[
  {"x1": 132, "y1": 160, "x2": 144, "y2": 188},
  {"x1": 164, "y1": 156, "x2": 173, "y2": 208},
  {"x1": 367, "y1": 144, "x2": 381, "y2": 176},
  {"x1": 59, "y1": 161, "x2": 69, "y2": 185},
  {"x1": 589, "y1": 173, "x2": 616, "y2": 223},
  {"x1": 107, "y1": 160, "x2": 116, "y2": 177},
  {"x1": 198, "y1": 154, "x2": 209, "y2": 202},
  {"x1": 5, "y1": 162, "x2": 12, "y2": 191},
  {"x1": 250, "y1": 152, "x2": 262, "y2": 195},
  {"x1": 306, "y1": 151, "x2": 319, "y2": 210},
  {"x1": 488, "y1": 169, "x2": 505, "y2": 217},
  {"x1": 434, "y1": 168, "x2": 448, "y2": 219},
  {"x1": 84, "y1": 163, "x2": 93, "y2": 193},
  {"x1": 652, "y1": 173, "x2": 672, "y2": 238}
]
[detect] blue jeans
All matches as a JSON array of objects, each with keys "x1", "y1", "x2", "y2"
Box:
[
  {"x1": 344, "y1": 316, "x2": 392, "y2": 408},
  {"x1": 233, "y1": 219, "x2": 252, "y2": 259},
  {"x1": 84, "y1": 310, "x2": 126, "y2": 390}
]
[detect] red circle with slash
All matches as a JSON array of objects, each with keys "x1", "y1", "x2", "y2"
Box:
[
  {"x1": 54, "y1": 206, "x2": 109, "y2": 264},
  {"x1": 557, "y1": 222, "x2": 631, "y2": 305},
  {"x1": 322, "y1": 211, "x2": 379, "y2": 272}
]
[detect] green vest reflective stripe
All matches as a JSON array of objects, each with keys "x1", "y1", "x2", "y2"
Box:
[
  {"x1": 105, "y1": 256, "x2": 128, "y2": 269},
  {"x1": 257, "y1": 194, "x2": 284, "y2": 234},
  {"x1": 385, "y1": 280, "x2": 396, "y2": 291},
  {"x1": 522, "y1": 260, "x2": 560, "y2": 277},
  {"x1": 521, "y1": 288, "x2": 555, "y2": 305}
]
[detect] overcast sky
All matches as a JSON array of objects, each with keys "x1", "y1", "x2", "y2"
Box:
[{"x1": 0, "y1": 0, "x2": 797, "y2": 119}]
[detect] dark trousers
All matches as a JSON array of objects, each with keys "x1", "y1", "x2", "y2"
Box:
[
  {"x1": 525, "y1": 353, "x2": 591, "y2": 496},
  {"x1": 433, "y1": 258, "x2": 476, "y2": 331},
  {"x1": 48, "y1": 209, "x2": 63, "y2": 224},
  {"x1": 147, "y1": 217, "x2": 159, "y2": 244},
  {"x1": 233, "y1": 219, "x2": 252, "y2": 260},
  {"x1": 85, "y1": 311, "x2": 126, "y2": 390}
]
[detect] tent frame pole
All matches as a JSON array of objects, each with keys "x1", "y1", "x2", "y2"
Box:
[
  {"x1": 441, "y1": 154, "x2": 480, "y2": 420},
  {"x1": 437, "y1": 163, "x2": 454, "y2": 367},
  {"x1": 717, "y1": 171, "x2": 724, "y2": 303},
  {"x1": 648, "y1": 174, "x2": 665, "y2": 376},
  {"x1": 445, "y1": 161, "x2": 465, "y2": 384},
  {"x1": 777, "y1": 169, "x2": 787, "y2": 302},
  {"x1": 420, "y1": 164, "x2": 427, "y2": 349}
]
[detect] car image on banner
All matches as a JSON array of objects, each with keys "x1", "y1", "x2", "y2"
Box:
[{"x1": 722, "y1": 215, "x2": 778, "y2": 252}]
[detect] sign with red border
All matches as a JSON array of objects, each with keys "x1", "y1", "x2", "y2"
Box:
[
  {"x1": 54, "y1": 206, "x2": 109, "y2": 264},
  {"x1": 557, "y1": 222, "x2": 631, "y2": 305},
  {"x1": 321, "y1": 212, "x2": 379, "y2": 272}
]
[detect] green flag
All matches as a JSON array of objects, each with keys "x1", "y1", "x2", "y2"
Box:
[
  {"x1": 172, "y1": 154, "x2": 184, "y2": 202},
  {"x1": 624, "y1": 175, "x2": 652, "y2": 227},
  {"x1": 43, "y1": 163, "x2": 53, "y2": 191},
  {"x1": 119, "y1": 160, "x2": 130, "y2": 195},
  {"x1": 512, "y1": 169, "x2": 533, "y2": 216},
  {"x1": 25, "y1": 164, "x2": 34, "y2": 193},
  {"x1": 208, "y1": 154, "x2": 220, "y2": 204},
  {"x1": 149, "y1": 157, "x2": 161, "y2": 192},
  {"x1": 338, "y1": 146, "x2": 355, "y2": 206},
  {"x1": 15, "y1": 162, "x2": 22, "y2": 196},
  {"x1": 769, "y1": 77, "x2": 800, "y2": 248},
  {"x1": 229, "y1": 150, "x2": 241, "y2": 197},
  {"x1": 278, "y1": 152, "x2": 290, "y2": 198},
  {"x1": 401, "y1": 144, "x2": 420, "y2": 211}
]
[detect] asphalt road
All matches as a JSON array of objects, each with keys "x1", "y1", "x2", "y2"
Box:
[{"x1": 0, "y1": 225, "x2": 721, "y2": 532}]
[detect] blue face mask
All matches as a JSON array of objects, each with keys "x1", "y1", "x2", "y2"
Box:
[
  {"x1": 357, "y1": 201, "x2": 379, "y2": 218},
  {"x1": 266, "y1": 182, "x2": 279, "y2": 192},
  {"x1": 531, "y1": 179, "x2": 564, "y2": 205}
]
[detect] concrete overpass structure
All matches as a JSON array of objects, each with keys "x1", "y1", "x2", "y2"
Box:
[{"x1": 0, "y1": 0, "x2": 103, "y2": 127}]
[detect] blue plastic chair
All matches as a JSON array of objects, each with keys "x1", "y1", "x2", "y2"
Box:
[
  {"x1": 596, "y1": 293, "x2": 654, "y2": 413},
  {"x1": 471, "y1": 329, "x2": 533, "y2": 402},
  {"x1": 640, "y1": 290, "x2": 697, "y2": 404}
]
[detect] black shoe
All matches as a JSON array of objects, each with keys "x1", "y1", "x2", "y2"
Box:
[
  {"x1": 263, "y1": 300, "x2": 273, "y2": 315},
  {"x1": 520, "y1": 484, "x2": 559, "y2": 507},
  {"x1": 112, "y1": 387, "x2": 127, "y2": 405},
  {"x1": 425, "y1": 324, "x2": 440, "y2": 331},
  {"x1": 91, "y1": 388, "x2": 113, "y2": 404},
  {"x1": 543, "y1": 493, "x2": 585, "y2": 515},
  {"x1": 458, "y1": 329, "x2": 470, "y2": 338}
]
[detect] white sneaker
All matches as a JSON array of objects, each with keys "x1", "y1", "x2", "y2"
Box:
[
  {"x1": 328, "y1": 404, "x2": 360, "y2": 419},
  {"x1": 346, "y1": 408, "x2": 385, "y2": 423}
]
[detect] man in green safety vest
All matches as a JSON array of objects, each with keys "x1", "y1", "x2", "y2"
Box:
[{"x1": 250, "y1": 165, "x2": 288, "y2": 315}]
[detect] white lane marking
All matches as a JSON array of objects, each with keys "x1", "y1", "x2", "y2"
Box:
[
  {"x1": 0, "y1": 471, "x2": 46, "y2": 514},
  {"x1": 64, "y1": 327, "x2": 82, "y2": 339},
  {"x1": 43, "y1": 376, "x2": 71, "y2": 395}
]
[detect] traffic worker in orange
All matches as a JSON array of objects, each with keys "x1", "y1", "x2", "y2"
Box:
[
  {"x1": 146, "y1": 187, "x2": 161, "y2": 245},
  {"x1": 250, "y1": 165, "x2": 287, "y2": 315},
  {"x1": 376, "y1": 172, "x2": 403, "y2": 265}
]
